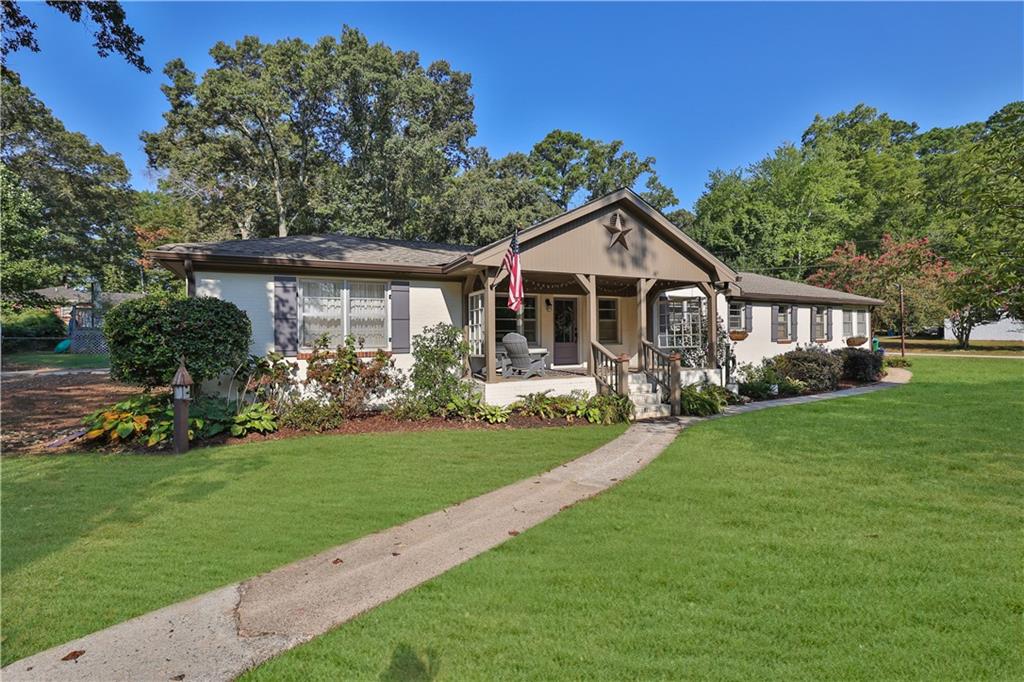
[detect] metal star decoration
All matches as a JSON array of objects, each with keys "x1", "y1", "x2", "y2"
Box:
[{"x1": 603, "y1": 211, "x2": 632, "y2": 250}]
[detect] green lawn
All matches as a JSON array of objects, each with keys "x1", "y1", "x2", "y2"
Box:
[
  {"x1": 1, "y1": 351, "x2": 109, "y2": 370},
  {"x1": 878, "y1": 338, "x2": 1024, "y2": 355},
  {"x1": 0, "y1": 425, "x2": 624, "y2": 666},
  {"x1": 246, "y1": 357, "x2": 1024, "y2": 681}
]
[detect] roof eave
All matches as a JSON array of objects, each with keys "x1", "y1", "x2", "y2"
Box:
[
  {"x1": 732, "y1": 291, "x2": 884, "y2": 306},
  {"x1": 147, "y1": 250, "x2": 448, "y2": 276}
]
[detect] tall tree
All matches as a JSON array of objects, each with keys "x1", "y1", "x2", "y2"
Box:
[
  {"x1": 527, "y1": 130, "x2": 677, "y2": 210},
  {"x1": 1, "y1": 0, "x2": 149, "y2": 71},
  {"x1": 1, "y1": 69, "x2": 138, "y2": 288},
  {"x1": 0, "y1": 165, "x2": 59, "y2": 303},
  {"x1": 143, "y1": 27, "x2": 476, "y2": 240}
]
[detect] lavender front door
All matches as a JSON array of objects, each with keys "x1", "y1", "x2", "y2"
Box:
[{"x1": 553, "y1": 298, "x2": 578, "y2": 365}]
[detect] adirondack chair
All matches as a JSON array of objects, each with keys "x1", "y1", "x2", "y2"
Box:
[{"x1": 500, "y1": 333, "x2": 547, "y2": 379}]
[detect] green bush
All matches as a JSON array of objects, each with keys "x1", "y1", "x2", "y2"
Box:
[
  {"x1": 679, "y1": 384, "x2": 726, "y2": 416},
  {"x1": 1, "y1": 307, "x2": 65, "y2": 351},
  {"x1": 576, "y1": 393, "x2": 634, "y2": 424},
  {"x1": 834, "y1": 348, "x2": 884, "y2": 382},
  {"x1": 281, "y1": 398, "x2": 345, "y2": 432},
  {"x1": 773, "y1": 347, "x2": 843, "y2": 392},
  {"x1": 398, "y1": 323, "x2": 472, "y2": 418},
  {"x1": 306, "y1": 335, "x2": 403, "y2": 417},
  {"x1": 104, "y1": 296, "x2": 251, "y2": 389},
  {"x1": 885, "y1": 356, "x2": 912, "y2": 368},
  {"x1": 511, "y1": 390, "x2": 563, "y2": 419}
]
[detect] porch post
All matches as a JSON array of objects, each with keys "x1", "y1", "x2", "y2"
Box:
[
  {"x1": 484, "y1": 269, "x2": 498, "y2": 382},
  {"x1": 668, "y1": 351, "x2": 682, "y2": 416},
  {"x1": 637, "y1": 278, "x2": 653, "y2": 367},
  {"x1": 573, "y1": 274, "x2": 597, "y2": 374},
  {"x1": 697, "y1": 281, "x2": 718, "y2": 368}
]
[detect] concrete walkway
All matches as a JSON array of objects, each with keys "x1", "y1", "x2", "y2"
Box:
[{"x1": 2, "y1": 370, "x2": 910, "y2": 682}]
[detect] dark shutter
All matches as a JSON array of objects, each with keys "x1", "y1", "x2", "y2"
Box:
[
  {"x1": 790, "y1": 306, "x2": 799, "y2": 341},
  {"x1": 770, "y1": 305, "x2": 779, "y2": 342},
  {"x1": 390, "y1": 281, "x2": 410, "y2": 353},
  {"x1": 273, "y1": 276, "x2": 298, "y2": 357},
  {"x1": 744, "y1": 303, "x2": 753, "y2": 332},
  {"x1": 826, "y1": 307, "x2": 833, "y2": 341}
]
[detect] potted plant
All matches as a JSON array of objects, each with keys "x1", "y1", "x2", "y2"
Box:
[
  {"x1": 846, "y1": 336, "x2": 868, "y2": 347},
  {"x1": 728, "y1": 330, "x2": 749, "y2": 341}
]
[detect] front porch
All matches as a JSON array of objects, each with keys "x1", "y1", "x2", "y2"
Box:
[{"x1": 464, "y1": 271, "x2": 725, "y2": 412}]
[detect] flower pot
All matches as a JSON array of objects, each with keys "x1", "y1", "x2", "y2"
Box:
[
  {"x1": 728, "y1": 330, "x2": 749, "y2": 341},
  {"x1": 846, "y1": 336, "x2": 868, "y2": 347}
]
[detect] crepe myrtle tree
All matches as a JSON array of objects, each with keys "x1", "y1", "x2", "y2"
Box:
[{"x1": 104, "y1": 295, "x2": 252, "y2": 390}]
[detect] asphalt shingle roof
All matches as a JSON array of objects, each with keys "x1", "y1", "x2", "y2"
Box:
[
  {"x1": 152, "y1": 233, "x2": 475, "y2": 268},
  {"x1": 735, "y1": 272, "x2": 884, "y2": 306}
]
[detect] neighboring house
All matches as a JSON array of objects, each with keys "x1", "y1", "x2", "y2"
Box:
[
  {"x1": 943, "y1": 313, "x2": 1023, "y2": 342},
  {"x1": 148, "y1": 188, "x2": 881, "y2": 409},
  {"x1": 32, "y1": 285, "x2": 144, "y2": 353}
]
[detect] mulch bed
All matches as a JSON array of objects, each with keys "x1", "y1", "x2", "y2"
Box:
[{"x1": 1, "y1": 372, "x2": 140, "y2": 455}]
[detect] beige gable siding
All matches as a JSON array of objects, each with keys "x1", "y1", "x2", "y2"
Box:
[{"x1": 476, "y1": 205, "x2": 713, "y2": 282}]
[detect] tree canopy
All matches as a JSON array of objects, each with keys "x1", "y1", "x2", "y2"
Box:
[{"x1": 1, "y1": 0, "x2": 149, "y2": 72}]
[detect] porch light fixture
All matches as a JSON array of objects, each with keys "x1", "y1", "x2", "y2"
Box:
[{"x1": 545, "y1": 298, "x2": 552, "y2": 311}]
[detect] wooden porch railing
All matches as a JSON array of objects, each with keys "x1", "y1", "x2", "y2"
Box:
[
  {"x1": 591, "y1": 341, "x2": 629, "y2": 396},
  {"x1": 640, "y1": 339, "x2": 682, "y2": 416}
]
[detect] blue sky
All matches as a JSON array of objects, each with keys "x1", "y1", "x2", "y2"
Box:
[{"x1": 7, "y1": 1, "x2": 1022, "y2": 211}]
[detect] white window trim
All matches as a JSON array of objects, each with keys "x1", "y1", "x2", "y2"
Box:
[
  {"x1": 468, "y1": 290, "x2": 485, "y2": 356},
  {"x1": 776, "y1": 304, "x2": 793, "y2": 342},
  {"x1": 597, "y1": 297, "x2": 620, "y2": 345},
  {"x1": 813, "y1": 306, "x2": 828, "y2": 341},
  {"x1": 728, "y1": 301, "x2": 745, "y2": 332},
  {"x1": 298, "y1": 277, "x2": 391, "y2": 351},
  {"x1": 495, "y1": 294, "x2": 540, "y2": 346}
]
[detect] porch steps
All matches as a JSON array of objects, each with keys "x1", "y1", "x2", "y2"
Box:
[{"x1": 626, "y1": 373, "x2": 672, "y2": 420}]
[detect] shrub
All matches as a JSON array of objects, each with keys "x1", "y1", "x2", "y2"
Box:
[
  {"x1": 511, "y1": 390, "x2": 562, "y2": 419},
  {"x1": 576, "y1": 393, "x2": 634, "y2": 424},
  {"x1": 399, "y1": 323, "x2": 472, "y2": 418},
  {"x1": 833, "y1": 348, "x2": 884, "y2": 382},
  {"x1": 772, "y1": 347, "x2": 843, "y2": 392},
  {"x1": 305, "y1": 335, "x2": 403, "y2": 417},
  {"x1": 477, "y1": 403, "x2": 511, "y2": 424},
  {"x1": 232, "y1": 352, "x2": 300, "y2": 412},
  {"x1": 230, "y1": 402, "x2": 277, "y2": 436},
  {"x1": 104, "y1": 296, "x2": 251, "y2": 389},
  {"x1": 679, "y1": 384, "x2": 726, "y2": 416},
  {"x1": 885, "y1": 356, "x2": 912, "y2": 368},
  {"x1": 1, "y1": 307, "x2": 65, "y2": 351},
  {"x1": 281, "y1": 398, "x2": 345, "y2": 432}
]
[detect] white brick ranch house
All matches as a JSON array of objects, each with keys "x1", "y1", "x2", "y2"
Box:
[{"x1": 149, "y1": 189, "x2": 882, "y2": 415}]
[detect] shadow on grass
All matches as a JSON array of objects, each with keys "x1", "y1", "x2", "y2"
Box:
[
  {"x1": 380, "y1": 643, "x2": 441, "y2": 682},
  {"x1": 0, "y1": 449, "x2": 271, "y2": 575}
]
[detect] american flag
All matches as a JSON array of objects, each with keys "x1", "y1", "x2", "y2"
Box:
[{"x1": 503, "y1": 230, "x2": 523, "y2": 313}]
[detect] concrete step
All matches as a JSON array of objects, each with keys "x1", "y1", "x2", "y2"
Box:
[
  {"x1": 633, "y1": 403, "x2": 672, "y2": 420},
  {"x1": 628, "y1": 391, "x2": 663, "y2": 406}
]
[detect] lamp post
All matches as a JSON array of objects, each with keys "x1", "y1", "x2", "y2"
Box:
[{"x1": 171, "y1": 357, "x2": 193, "y2": 454}]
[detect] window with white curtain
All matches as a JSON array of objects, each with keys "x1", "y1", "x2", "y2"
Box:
[
  {"x1": 299, "y1": 279, "x2": 389, "y2": 349},
  {"x1": 843, "y1": 309, "x2": 853, "y2": 337},
  {"x1": 728, "y1": 301, "x2": 745, "y2": 331},
  {"x1": 300, "y1": 280, "x2": 346, "y2": 347},
  {"x1": 468, "y1": 291, "x2": 485, "y2": 355},
  {"x1": 813, "y1": 306, "x2": 828, "y2": 341},
  {"x1": 349, "y1": 281, "x2": 388, "y2": 348},
  {"x1": 856, "y1": 310, "x2": 867, "y2": 337}
]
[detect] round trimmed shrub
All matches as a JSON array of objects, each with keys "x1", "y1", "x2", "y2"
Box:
[
  {"x1": 772, "y1": 347, "x2": 844, "y2": 393},
  {"x1": 104, "y1": 296, "x2": 251, "y2": 389},
  {"x1": 1, "y1": 307, "x2": 66, "y2": 351}
]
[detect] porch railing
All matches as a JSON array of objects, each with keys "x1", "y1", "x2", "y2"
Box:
[
  {"x1": 591, "y1": 341, "x2": 628, "y2": 396},
  {"x1": 640, "y1": 339, "x2": 682, "y2": 416}
]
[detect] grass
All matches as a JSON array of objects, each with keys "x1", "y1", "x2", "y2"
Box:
[
  {"x1": 878, "y1": 338, "x2": 1024, "y2": 355},
  {"x1": 0, "y1": 425, "x2": 625, "y2": 665},
  {"x1": 1, "y1": 351, "x2": 109, "y2": 370},
  {"x1": 244, "y1": 358, "x2": 1024, "y2": 681}
]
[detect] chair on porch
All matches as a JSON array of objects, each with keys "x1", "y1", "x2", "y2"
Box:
[{"x1": 500, "y1": 333, "x2": 547, "y2": 379}]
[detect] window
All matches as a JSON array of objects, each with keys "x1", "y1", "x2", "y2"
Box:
[
  {"x1": 300, "y1": 279, "x2": 345, "y2": 347},
  {"x1": 349, "y1": 281, "x2": 388, "y2": 348},
  {"x1": 468, "y1": 292, "x2": 484, "y2": 355},
  {"x1": 856, "y1": 310, "x2": 867, "y2": 337},
  {"x1": 495, "y1": 295, "x2": 538, "y2": 345},
  {"x1": 299, "y1": 279, "x2": 389, "y2": 349},
  {"x1": 598, "y1": 298, "x2": 619, "y2": 344},
  {"x1": 776, "y1": 305, "x2": 792, "y2": 342},
  {"x1": 813, "y1": 306, "x2": 828, "y2": 341},
  {"x1": 843, "y1": 309, "x2": 853, "y2": 337},
  {"x1": 657, "y1": 298, "x2": 703, "y2": 349},
  {"x1": 728, "y1": 301, "x2": 745, "y2": 331}
]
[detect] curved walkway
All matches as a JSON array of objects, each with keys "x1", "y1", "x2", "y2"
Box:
[{"x1": 2, "y1": 369, "x2": 910, "y2": 681}]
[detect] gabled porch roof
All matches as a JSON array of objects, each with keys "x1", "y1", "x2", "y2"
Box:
[{"x1": 444, "y1": 188, "x2": 737, "y2": 285}]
